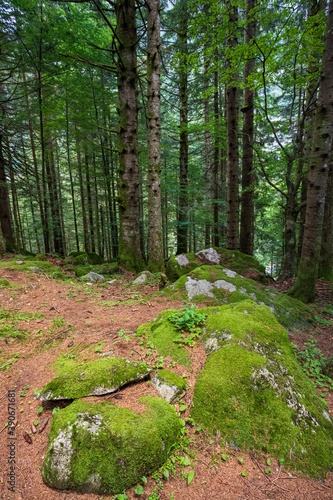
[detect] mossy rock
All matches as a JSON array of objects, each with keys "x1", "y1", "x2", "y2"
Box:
[
  {"x1": 39, "y1": 357, "x2": 151, "y2": 400},
  {"x1": 166, "y1": 247, "x2": 266, "y2": 283},
  {"x1": 75, "y1": 265, "x2": 93, "y2": 277},
  {"x1": 0, "y1": 278, "x2": 10, "y2": 288},
  {"x1": 191, "y1": 300, "x2": 333, "y2": 476},
  {"x1": 42, "y1": 396, "x2": 181, "y2": 494},
  {"x1": 5, "y1": 239, "x2": 34, "y2": 255},
  {"x1": 71, "y1": 252, "x2": 104, "y2": 266},
  {"x1": 151, "y1": 369, "x2": 188, "y2": 403},
  {"x1": 162, "y1": 265, "x2": 313, "y2": 332},
  {"x1": 94, "y1": 262, "x2": 119, "y2": 275}
]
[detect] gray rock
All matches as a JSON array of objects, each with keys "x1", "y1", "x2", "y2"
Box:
[
  {"x1": 106, "y1": 279, "x2": 117, "y2": 285},
  {"x1": 175, "y1": 254, "x2": 190, "y2": 266},
  {"x1": 185, "y1": 276, "x2": 236, "y2": 300},
  {"x1": 151, "y1": 369, "x2": 187, "y2": 404},
  {"x1": 196, "y1": 247, "x2": 221, "y2": 264},
  {"x1": 16, "y1": 260, "x2": 24, "y2": 265},
  {"x1": 132, "y1": 271, "x2": 153, "y2": 285},
  {"x1": 83, "y1": 272, "x2": 104, "y2": 282},
  {"x1": 27, "y1": 266, "x2": 44, "y2": 272}
]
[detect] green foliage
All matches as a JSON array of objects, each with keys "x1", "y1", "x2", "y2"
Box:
[
  {"x1": 294, "y1": 339, "x2": 333, "y2": 388},
  {"x1": 0, "y1": 308, "x2": 43, "y2": 340},
  {"x1": 168, "y1": 303, "x2": 207, "y2": 332}
]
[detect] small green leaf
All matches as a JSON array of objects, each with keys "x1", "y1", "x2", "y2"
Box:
[
  {"x1": 279, "y1": 458, "x2": 285, "y2": 465},
  {"x1": 141, "y1": 476, "x2": 147, "y2": 483},
  {"x1": 266, "y1": 458, "x2": 271, "y2": 466},
  {"x1": 320, "y1": 393, "x2": 327, "y2": 397},
  {"x1": 221, "y1": 454, "x2": 227, "y2": 461},
  {"x1": 134, "y1": 484, "x2": 144, "y2": 495},
  {"x1": 238, "y1": 458, "x2": 244, "y2": 464},
  {"x1": 209, "y1": 439, "x2": 214, "y2": 445},
  {"x1": 163, "y1": 469, "x2": 169, "y2": 479},
  {"x1": 241, "y1": 471, "x2": 247, "y2": 477},
  {"x1": 116, "y1": 494, "x2": 128, "y2": 500},
  {"x1": 265, "y1": 468, "x2": 272, "y2": 474},
  {"x1": 179, "y1": 405, "x2": 188, "y2": 412},
  {"x1": 37, "y1": 406, "x2": 43, "y2": 415},
  {"x1": 187, "y1": 470, "x2": 194, "y2": 485}
]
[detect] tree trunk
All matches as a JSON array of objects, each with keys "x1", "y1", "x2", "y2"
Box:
[
  {"x1": 176, "y1": 1, "x2": 188, "y2": 255},
  {"x1": 0, "y1": 221, "x2": 5, "y2": 254},
  {"x1": 147, "y1": 0, "x2": 163, "y2": 271},
  {"x1": 212, "y1": 46, "x2": 220, "y2": 247},
  {"x1": 290, "y1": 0, "x2": 333, "y2": 302},
  {"x1": 0, "y1": 133, "x2": 14, "y2": 244},
  {"x1": 319, "y1": 154, "x2": 333, "y2": 280},
  {"x1": 240, "y1": 0, "x2": 256, "y2": 256},
  {"x1": 116, "y1": 0, "x2": 144, "y2": 271},
  {"x1": 226, "y1": 1, "x2": 239, "y2": 250}
]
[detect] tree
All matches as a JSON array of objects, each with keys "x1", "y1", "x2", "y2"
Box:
[
  {"x1": 226, "y1": 0, "x2": 239, "y2": 250},
  {"x1": 116, "y1": 0, "x2": 145, "y2": 271},
  {"x1": 290, "y1": 0, "x2": 333, "y2": 302},
  {"x1": 147, "y1": 0, "x2": 163, "y2": 271},
  {"x1": 240, "y1": 0, "x2": 256, "y2": 256}
]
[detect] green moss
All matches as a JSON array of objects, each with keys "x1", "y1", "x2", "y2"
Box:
[
  {"x1": 166, "y1": 253, "x2": 200, "y2": 282},
  {"x1": 0, "y1": 278, "x2": 10, "y2": 288},
  {"x1": 167, "y1": 265, "x2": 314, "y2": 332},
  {"x1": 156, "y1": 369, "x2": 187, "y2": 390},
  {"x1": 136, "y1": 310, "x2": 192, "y2": 367},
  {"x1": 39, "y1": 357, "x2": 151, "y2": 400},
  {"x1": 192, "y1": 301, "x2": 333, "y2": 476},
  {"x1": 0, "y1": 260, "x2": 55, "y2": 271},
  {"x1": 75, "y1": 265, "x2": 93, "y2": 277},
  {"x1": 42, "y1": 396, "x2": 181, "y2": 494}
]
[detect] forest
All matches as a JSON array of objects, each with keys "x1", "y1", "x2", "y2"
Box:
[{"x1": 0, "y1": 0, "x2": 332, "y2": 303}]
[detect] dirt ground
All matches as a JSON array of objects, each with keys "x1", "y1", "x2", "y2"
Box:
[{"x1": 0, "y1": 260, "x2": 332, "y2": 500}]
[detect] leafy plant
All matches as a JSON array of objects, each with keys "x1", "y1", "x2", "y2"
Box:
[
  {"x1": 295, "y1": 339, "x2": 333, "y2": 388},
  {"x1": 169, "y1": 303, "x2": 207, "y2": 332},
  {"x1": 314, "y1": 316, "x2": 333, "y2": 326},
  {"x1": 52, "y1": 407, "x2": 60, "y2": 415}
]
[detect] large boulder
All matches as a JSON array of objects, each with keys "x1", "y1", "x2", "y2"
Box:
[
  {"x1": 66, "y1": 252, "x2": 104, "y2": 266},
  {"x1": 166, "y1": 247, "x2": 266, "y2": 283},
  {"x1": 162, "y1": 265, "x2": 313, "y2": 332},
  {"x1": 42, "y1": 396, "x2": 181, "y2": 494},
  {"x1": 39, "y1": 358, "x2": 151, "y2": 400},
  {"x1": 191, "y1": 301, "x2": 333, "y2": 476}
]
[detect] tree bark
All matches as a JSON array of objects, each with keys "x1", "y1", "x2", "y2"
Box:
[
  {"x1": 176, "y1": 1, "x2": 188, "y2": 255},
  {"x1": 226, "y1": 1, "x2": 239, "y2": 250},
  {"x1": 147, "y1": 0, "x2": 164, "y2": 271},
  {"x1": 0, "y1": 221, "x2": 5, "y2": 254},
  {"x1": 240, "y1": 0, "x2": 256, "y2": 256},
  {"x1": 290, "y1": 0, "x2": 333, "y2": 302},
  {"x1": 0, "y1": 133, "x2": 14, "y2": 244},
  {"x1": 116, "y1": 0, "x2": 144, "y2": 271},
  {"x1": 319, "y1": 153, "x2": 333, "y2": 280}
]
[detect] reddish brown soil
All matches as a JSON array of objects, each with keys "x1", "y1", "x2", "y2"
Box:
[{"x1": 0, "y1": 261, "x2": 332, "y2": 500}]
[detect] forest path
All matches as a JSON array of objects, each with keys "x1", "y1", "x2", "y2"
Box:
[{"x1": 0, "y1": 263, "x2": 332, "y2": 500}]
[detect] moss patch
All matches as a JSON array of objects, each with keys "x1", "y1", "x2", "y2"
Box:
[
  {"x1": 42, "y1": 396, "x2": 181, "y2": 494},
  {"x1": 165, "y1": 265, "x2": 313, "y2": 332},
  {"x1": 136, "y1": 310, "x2": 193, "y2": 367},
  {"x1": 166, "y1": 247, "x2": 266, "y2": 283},
  {"x1": 39, "y1": 357, "x2": 151, "y2": 400},
  {"x1": 152, "y1": 369, "x2": 188, "y2": 404},
  {"x1": 191, "y1": 301, "x2": 333, "y2": 476}
]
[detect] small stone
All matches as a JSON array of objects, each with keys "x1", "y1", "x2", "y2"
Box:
[
  {"x1": 106, "y1": 279, "x2": 116, "y2": 285},
  {"x1": 132, "y1": 271, "x2": 153, "y2": 285},
  {"x1": 83, "y1": 272, "x2": 104, "y2": 283},
  {"x1": 16, "y1": 260, "x2": 24, "y2": 265},
  {"x1": 27, "y1": 266, "x2": 44, "y2": 272}
]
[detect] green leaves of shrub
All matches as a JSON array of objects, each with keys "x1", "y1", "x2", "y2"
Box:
[
  {"x1": 187, "y1": 470, "x2": 194, "y2": 485},
  {"x1": 169, "y1": 303, "x2": 207, "y2": 332}
]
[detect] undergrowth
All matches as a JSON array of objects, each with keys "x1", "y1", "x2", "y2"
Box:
[{"x1": 293, "y1": 339, "x2": 333, "y2": 389}]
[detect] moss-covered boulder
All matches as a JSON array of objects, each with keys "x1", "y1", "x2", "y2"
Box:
[
  {"x1": 151, "y1": 369, "x2": 188, "y2": 403},
  {"x1": 191, "y1": 301, "x2": 333, "y2": 476},
  {"x1": 66, "y1": 252, "x2": 104, "y2": 266},
  {"x1": 163, "y1": 265, "x2": 313, "y2": 332},
  {"x1": 42, "y1": 397, "x2": 181, "y2": 494},
  {"x1": 166, "y1": 247, "x2": 266, "y2": 283},
  {"x1": 39, "y1": 358, "x2": 151, "y2": 400}
]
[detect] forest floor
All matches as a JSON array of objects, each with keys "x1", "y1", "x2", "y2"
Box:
[{"x1": 0, "y1": 257, "x2": 332, "y2": 500}]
